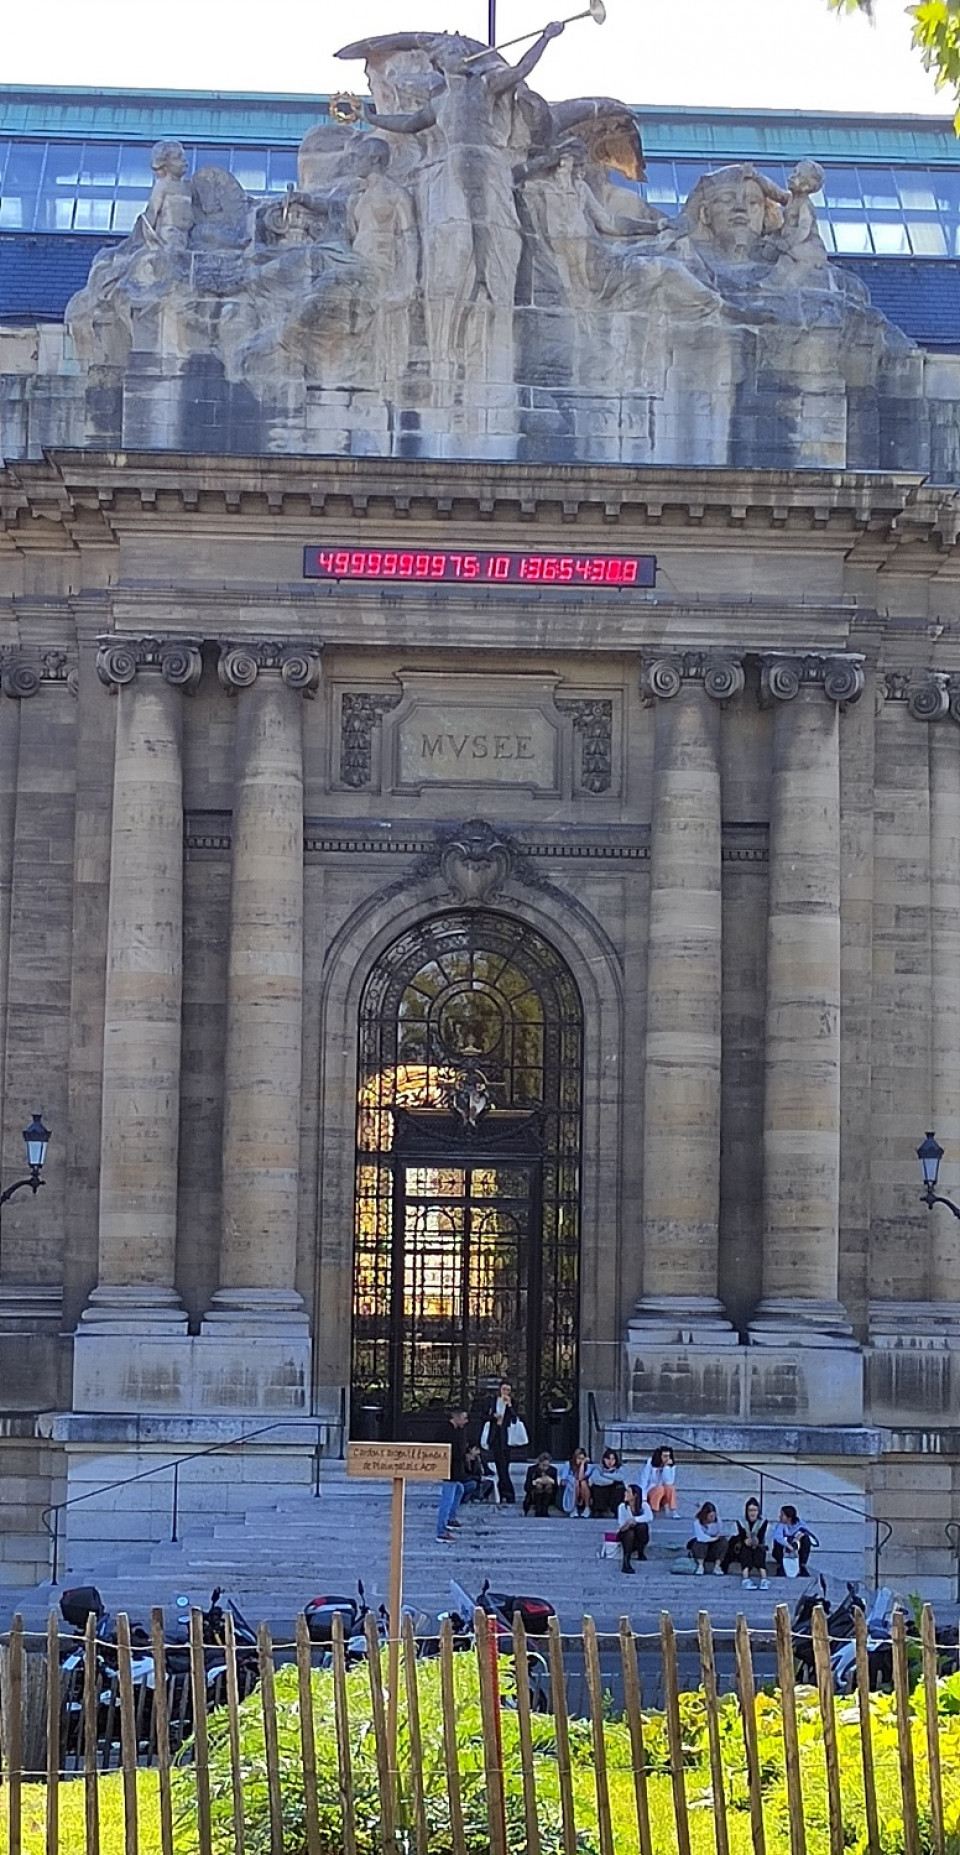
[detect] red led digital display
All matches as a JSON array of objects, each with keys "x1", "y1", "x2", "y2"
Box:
[{"x1": 303, "y1": 547, "x2": 656, "y2": 588}]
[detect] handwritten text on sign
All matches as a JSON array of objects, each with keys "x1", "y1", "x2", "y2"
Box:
[{"x1": 347, "y1": 1441, "x2": 452, "y2": 1482}]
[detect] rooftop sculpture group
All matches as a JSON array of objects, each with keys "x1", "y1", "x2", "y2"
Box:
[{"x1": 61, "y1": 26, "x2": 921, "y2": 467}]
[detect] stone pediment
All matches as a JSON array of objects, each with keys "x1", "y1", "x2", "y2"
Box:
[{"x1": 1, "y1": 28, "x2": 953, "y2": 474}]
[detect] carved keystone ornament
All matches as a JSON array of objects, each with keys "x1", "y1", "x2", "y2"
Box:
[{"x1": 438, "y1": 820, "x2": 514, "y2": 906}]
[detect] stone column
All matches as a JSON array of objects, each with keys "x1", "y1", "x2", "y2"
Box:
[
  {"x1": 81, "y1": 638, "x2": 201, "y2": 1330},
  {"x1": 203, "y1": 643, "x2": 319, "y2": 1335},
  {"x1": 751, "y1": 654, "x2": 864, "y2": 1344},
  {"x1": 633, "y1": 655, "x2": 743, "y2": 1340},
  {"x1": 929, "y1": 713, "x2": 960, "y2": 1305}
]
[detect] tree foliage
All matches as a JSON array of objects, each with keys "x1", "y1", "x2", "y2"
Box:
[{"x1": 828, "y1": 1, "x2": 960, "y2": 126}]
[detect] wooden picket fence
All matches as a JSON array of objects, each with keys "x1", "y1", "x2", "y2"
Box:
[{"x1": 0, "y1": 1601, "x2": 952, "y2": 1854}]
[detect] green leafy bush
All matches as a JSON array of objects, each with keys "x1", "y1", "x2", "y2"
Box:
[{"x1": 164, "y1": 1653, "x2": 960, "y2": 1855}]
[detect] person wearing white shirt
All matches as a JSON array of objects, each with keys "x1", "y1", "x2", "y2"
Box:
[
  {"x1": 689, "y1": 1502, "x2": 726, "y2": 1574},
  {"x1": 616, "y1": 1483, "x2": 653, "y2": 1574},
  {"x1": 640, "y1": 1445, "x2": 678, "y2": 1515}
]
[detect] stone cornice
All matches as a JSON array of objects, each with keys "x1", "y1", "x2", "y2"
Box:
[
  {"x1": 0, "y1": 452, "x2": 945, "y2": 543},
  {"x1": 90, "y1": 592, "x2": 863, "y2": 656}
]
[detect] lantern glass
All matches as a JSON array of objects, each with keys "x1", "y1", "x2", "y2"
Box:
[
  {"x1": 918, "y1": 1131, "x2": 944, "y2": 1191},
  {"x1": 22, "y1": 1113, "x2": 50, "y2": 1173}
]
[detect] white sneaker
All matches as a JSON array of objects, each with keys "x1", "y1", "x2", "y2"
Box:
[
  {"x1": 694, "y1": 1562, "x2": 704, "y2": 1575},
  {"x1": 742, "y1": 1578, "x2": 756, "y2": 1590},
  {"x1": 712, "y1": 1564, "x2": 724, "y2": 1575},
  {"x1": 759, "y1": 1578, "x2": 770, "y2": 1589}
]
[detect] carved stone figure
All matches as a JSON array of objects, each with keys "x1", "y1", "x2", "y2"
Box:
[
  {"x1": 689, "y1": 164, "x2": 787, "y2": 260},
  {"x1": 767, "y1": 160, "x2": 830, "y2": 282},
  {"x1": 337, "y1": 25, "x2": 564, "y2": 385},
  {"x1": 57, "y1": 36, "x2": 924, "y2": 469},
  {"x1": 141, "y1": 140, "x2": 195, "y2": 251},
  {"x1": 343, "y1": 138, "x2": 418, "y2": 303}
]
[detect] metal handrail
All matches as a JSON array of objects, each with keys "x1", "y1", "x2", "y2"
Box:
[
  {"x1": 589, "y1": 1393, "x2": 893, "y2": 1587},
  {"x1": 945, "y1": 1521, "x2": 960, "y2": 1603},
  {"x1": 42, "y1": 1409, "x2": 344, "y2": 1586}
]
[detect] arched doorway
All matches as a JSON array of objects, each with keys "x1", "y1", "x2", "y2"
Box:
[{"x1": 352, "y1": 909, "x2": 583, "y2": 1442}]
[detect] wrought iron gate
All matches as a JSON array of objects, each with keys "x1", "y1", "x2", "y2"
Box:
[{"x1": 352, "y1": 910, "x2": 583, "y2": 1442}]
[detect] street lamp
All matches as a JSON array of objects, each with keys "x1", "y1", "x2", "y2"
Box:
[
  {"x1": 917, "y1": 1130, "x2": 960, "y2": 1220},
  {"x1": 0, "y1": 1112, "x2": 51, "y2": 1209}
]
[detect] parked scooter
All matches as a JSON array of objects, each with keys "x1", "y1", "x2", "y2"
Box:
[
  {"x1": 445, "y1": 1579, "x2": 552, "y2": 1709},
  {"x1": 168, "y1": 1587, "x2": 259, "y2": 1708},
  {"x1": 791, "y1": 1575, "x2": 866, "y2": 1684},
  {"x1": 305, "y1": 1581, "x2": 389, "y2": 1666},
  {"x1": 59, "y1": 1585, "x2": 153, "y2": 1754}
]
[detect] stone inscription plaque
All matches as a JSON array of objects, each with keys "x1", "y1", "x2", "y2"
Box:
[{"x1": 396, "y1": 703, "x2": 559, "y2": 791}]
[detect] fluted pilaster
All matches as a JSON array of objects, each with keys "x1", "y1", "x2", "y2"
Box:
[
  {"x1": 81, "y1": 637, "x2": 201, "y2": 1329},
  {"x1": 752, "y1": 653, "x2": 863, "y2": 1343},
  {"x1": 204, "y1": 642, "x2": 318, "y2": 1331},
  {"x1": 634, "y1": 657, "x2": 742, "y2": 1338}
]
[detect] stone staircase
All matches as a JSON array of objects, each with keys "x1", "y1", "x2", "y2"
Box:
[{"x1": 1, "y1": 1452, "x2": 889, "y2": 1640}]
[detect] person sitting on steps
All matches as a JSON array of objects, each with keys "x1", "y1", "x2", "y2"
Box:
[
  {"x1": 722, "y1": 1497, "x2": 770, "y2": 1589},
  {"x1": 617, "y1": 1483, "x2": 652, "y2": 1574},
  {"x1": 772, "y1": 1504, "x2": 819, "y2": 1577},
  {"x1": 589, "y1": 1447, "x2": 626, "y2": 1519},
  {"x1": 642, "y1": 1445, "x2": 678, "y2": 1514},
  {"x1": 689, "y1": 1502, "x2": 727, "y2": 1574},
  {"x1": 523, "y1": 1453, "x2": 560, "y2": 1517},
  {"x1": 560, "y1": 1447, "x2": 595, "y2": 1517}
]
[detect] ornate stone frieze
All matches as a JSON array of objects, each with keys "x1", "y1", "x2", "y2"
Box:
[
  {"x1": 641, "y1": 653, "x2": 745, "y2": 707},
  {"x1": 1, "y1": 647, "x2": 78, "y2": 699},
  {"x1": 97, "y1": 636, "x2": 203, "y2": 693},
  {"x1": 555, "y1": 698, "x2": 613, "y2": 794},
  {"x1": 339, "y1": 691, "x2": 402, "y2": 788},
  {"x1": 217, "y1": 640, "x2": 321, "y2": 696},
  {"x1": 758, "y1": 653, "x2": 865, "y2": 707}
]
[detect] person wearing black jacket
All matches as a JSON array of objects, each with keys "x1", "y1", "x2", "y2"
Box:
[
  {"x1": 435, "y1": 1410, "x2": 470, "y2": 1542},
  {"x1": 722, "y1": 1498, "x2": 770, "y2": 1588},
  {"x1": 523, "y1": 1453, "x2": 560, "y2": 1517},
  {"x1": 482, "y1": 1379, "x2": 525, "y2": 1504}
]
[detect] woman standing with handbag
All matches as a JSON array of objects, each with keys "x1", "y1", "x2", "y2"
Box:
[{"x1": 481, "y1": 1378, "x2": 528, "y2": 1504}]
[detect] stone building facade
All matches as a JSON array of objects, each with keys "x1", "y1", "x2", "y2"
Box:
[{"x1": 3, "y1": 43, "x2": 960, "y2": 1591}]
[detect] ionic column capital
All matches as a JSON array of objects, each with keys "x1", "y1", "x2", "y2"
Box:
[
  {"x1": 884, "y1": 671, "x2": 959, "y2": 722},
  {"x1": 641, "y1": 653, "x2": 745, "y2": 707},
  {"x1": 2, "y1": 648, "x2": 77, "y2": 699},
  {"x1": 758, "y1": 653, "x2": 865, "y2": 708},
  {"x1": 217, "y1": 640, "x2": 320, "y2": 697},
  {"x1": 97, "y1": 636, "x2": 203, "y2": 693}
]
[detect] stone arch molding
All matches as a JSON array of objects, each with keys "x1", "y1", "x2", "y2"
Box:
[{"x1": 310, "y1": 835, "x2": 626, "y2": 1410}]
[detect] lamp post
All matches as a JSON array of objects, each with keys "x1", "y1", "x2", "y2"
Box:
[
  {"x1": 488, "y1": 0, "x2": 496, "y2": 45},
  {"x1": 0, "y1": 1112, "x2": 51, "y2": 1213},
  {"x1": 917, "y1": 1131, "x2": 960, "y2": 1220}
]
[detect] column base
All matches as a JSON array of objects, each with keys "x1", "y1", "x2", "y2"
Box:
[
  {"x1": 78, "y1": 1285, "x2": 189, "y2": 1332},
  {"x1": 749, "y1": 1299, "x2": 856, "y2": 1347},
  {"x1": 629, "y1": 1296, "x2": 739, "y2": 1345},
  {"x1": 201, "y1": 1287, "x2": 310, "y2": 1334}
]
